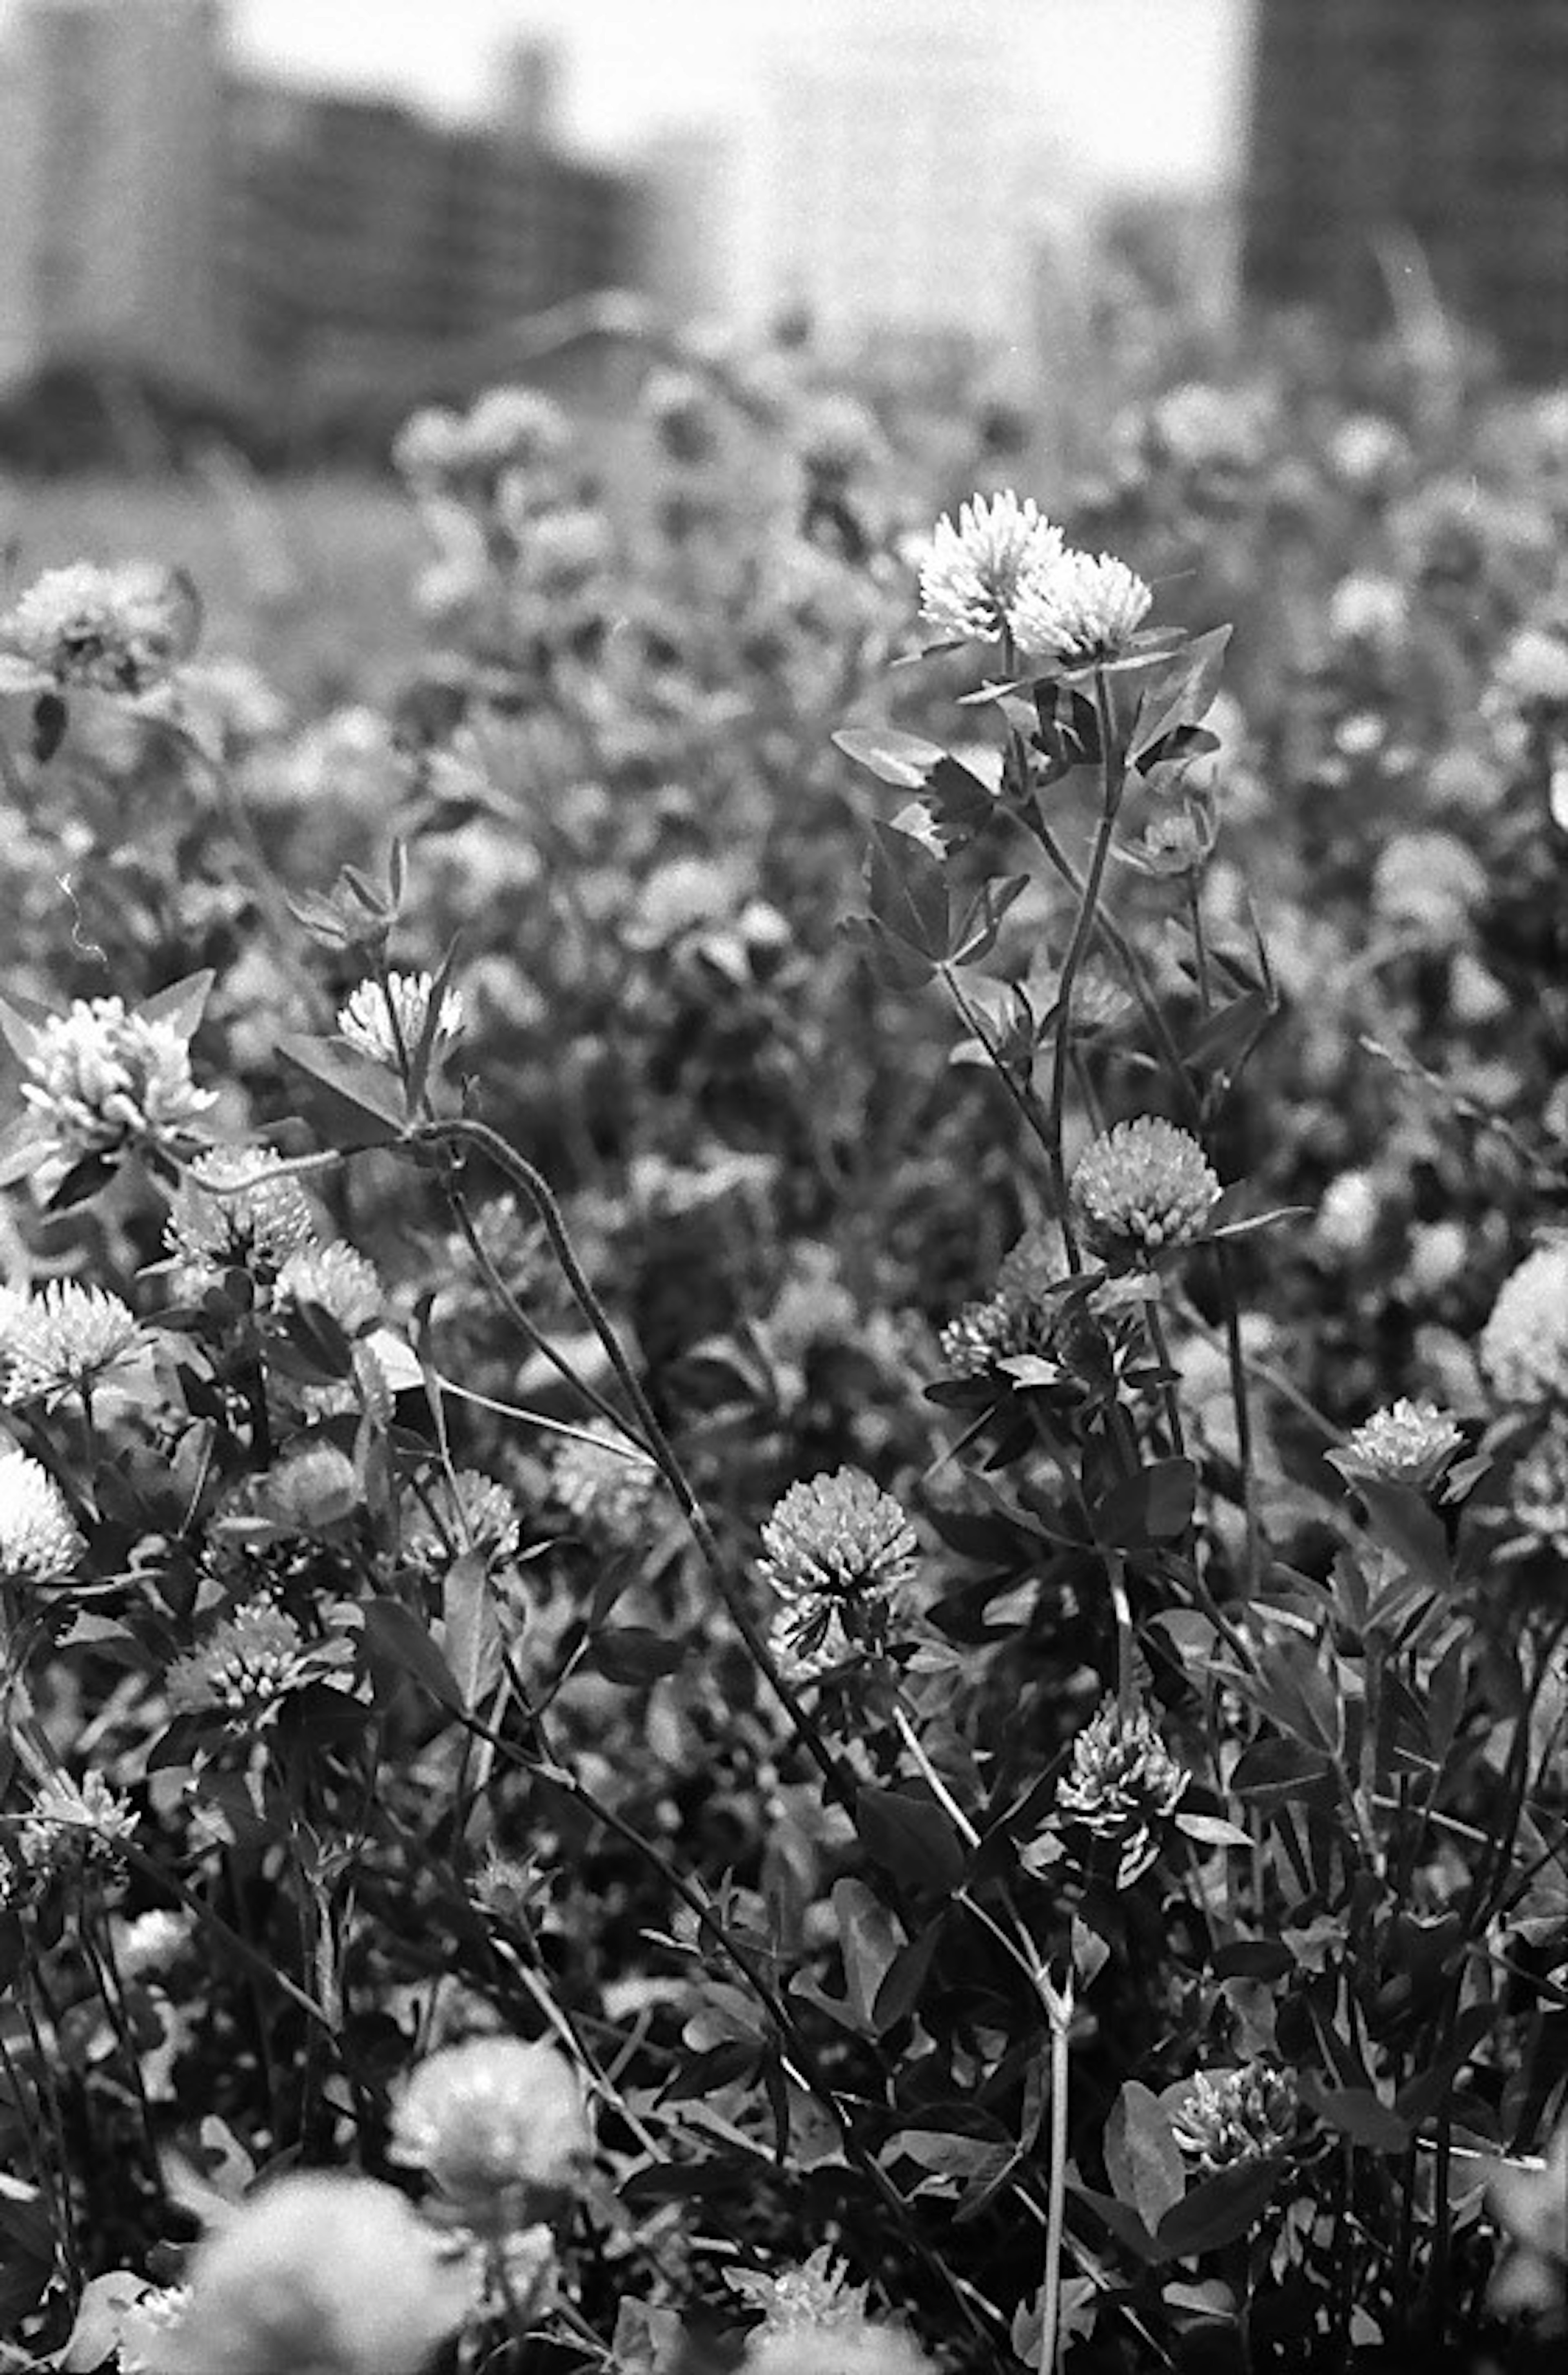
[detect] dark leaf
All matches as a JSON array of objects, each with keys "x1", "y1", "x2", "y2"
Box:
[
  {"x1": 1155, "y1": 2156, "x2": 1281, "y2": 2257},
  {"x1": 855, "y1": 1784, "x2": 967, "y2": 1893},
  {"x1": 588, "y1": 1627, "x2": 688, "y2": 1686}
]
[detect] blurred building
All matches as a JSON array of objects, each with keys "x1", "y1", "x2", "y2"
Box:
[
  {"x1": 223, "y1": 56, "x2": 638, "y2": 426},
  {"x1": 0, "y1": 0, "x2": 227, "y2": 390},
  {"x1": 742, "y1": 0, "x2": 1055, "y2": 346},
  {"x1": 1243, "y1": 0, "x2": 1568, "y2": 378}
]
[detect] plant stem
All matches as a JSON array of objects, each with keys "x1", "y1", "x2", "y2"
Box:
[
  {"x1": 1039, "y1": 1965, "x2": 1074, "y2": 2375},
  {"x1": 1047, "y1": 669, "x2": 1127, "y2": 1268}
]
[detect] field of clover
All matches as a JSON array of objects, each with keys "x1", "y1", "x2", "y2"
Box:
[{"x1": 0, "y1": 302, "x2": 1565, "y2": 2375}]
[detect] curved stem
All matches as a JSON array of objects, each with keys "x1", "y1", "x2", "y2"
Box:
[{"x1": 1046, "y1": 668, "x2": 1127, "y2": 1268}]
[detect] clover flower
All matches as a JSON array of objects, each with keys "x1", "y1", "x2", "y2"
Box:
[
  {"x1": 1054, "y1": 1697, "x2": 1189, "y2": 1885},
  {"x1": 1481, "y1": 1244, "x2": 1568, "y2": 1406},
  {"x1": 1172, "y1": 2063, "x2": 1301, "y2": 2175},
  {"x1": 1, "y1": 1281, "x2": 144, "y2": 1407},
  {"x1": 747, "y1": 2324, "x2": 935, "y2": 2375},
  {"x1": 19, "y1": 1769, "x2": 136, "y2": 1878},
  {"x1": 462, "y1": 385, "x2": 571, "y2": 475},
  {"x1": 550, "y1": 1421, "x2": 660, "y2": 1548},
  {"x1": 759, "y1": 1469, "x2": 918, "y2": 1680},
  {"x1": 117, "y1": 2285, "x2": 193, "y2": 2375},
  {"x1": 164, "y1": 1145, "x2": 318, "y2": 1284},
  {"x1": 161, "y1": 2171, "x2": 471, "y2": 2375},
  {"x1": 794, "y1": 392, "x2": 888, "y2": 482},
  {"x1": 1007, "y1": 547, "x2": 1152, "y2": 666},
  {"x1": 255, "y1": 1443, "x2": 362, "y2": 1532},
  {"x1": 168, "y1": 1604, "x2": 314, "y2": 1722},
  {"x1": 117, "y1": 1908, "x2": 192, "y2": 1979},
  {"x1": 390, "y1": 2035, "x2": 592, "y2": 2233},
  {"x1": 917, "y1": 491, "x2": 1063, "y2": 644},
  {"x1": 0, "y1": 560, "x2": 194, "y2": 694},
  {"x1": 1487, "y1": 2118, "x2": 1568, "y2": 2330},
  {"x1": 20, "y1": 997, "x2": 216, "y2": 1171},
  {"x1": 276, "y1": 1242, "x2": 383, "y2": 1339},
  {"x1": 1509, "y1": 1420, "x2": 1568, "y2": 1558},
  {"x1": 1316, "y1": 1168, "x2": 1380, "y2": 1260},
  {"x1": 0, "y1": 1445, "x2": 84, "y2": 1580},
  {"x1": 1072, "y1": 1117, "x2": 1221, "y2": 1262},
  {"x1": 731, "y1": 2244, "x2": 871, "y2": 2337},
  {"x1": 337, "y1": 972, "x2": 464, "y2": 1070},
  {"x1": 939, "y1": 1225, "x2": 1067, "y2": 1376},
  {"x1": 1372, "y1": 830, "x2": 1486, "y2": 937},
  {"x1": 1336, "y1": 1398, "x2": 1464, "y2": 1491},
  {"x1": 405, "y1": 1470, "x2": 521, "y2": 1573}
]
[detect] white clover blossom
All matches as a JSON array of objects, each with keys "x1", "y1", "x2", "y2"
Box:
[
  {"x1": 337, "y1": 972, "x2": 464, "y2": 1069},
  {"x1": 0, "y1": 561, "x2": 193, "y2": 694},
  {"x1": 1172, "y1": 2064, "x2": 1301, "y2": 2175},
  {"x1": 405, "y1": 1469, "x2": 521, "y2": 1571},
  {"x1": 160, "y1": 2172, "x2": 471, "y2": 2375},
  {"x1": 1510, "y1": 1420, "x2": 1568, "y2": 1557},
  {"x1": 731, "y1": 2245, "x2": 870, "y2": 2337},
  {"x1": 1, "y1": 1281, "x2": 144, "y2": 1407},
  {"x1": 117, "y1": 2285, "x2": 193, "y2": 2375},
  {"x1": 1007, "y1": 546, "x2": 1153, "y2": 666},
  {"x1": 275, "y1": 1242, "x2": 383, "y2": 1338},
  {"x1": 20, "y1": 1769, "x2": 136, "y2": 1874},
  {"x1": 1316, "y1": 1168, "x2": 1380, "y2": 1260},
  {"x1": 759, "y1": 1469, "x2": 918, "y2": 1680},
  {"x1": 1054, "y1": 1697, "x2": 1189, "y2": 1887},
  {"x1": 117, "y1": 1908, "x2": 192, "y2": 1979},
  {"x1": 917, "y1": 491, "x2": 1063, "y2": 644},
  {"x1": 1071, "y1": 1117, "x2": 1221, "y2": 1261},
  {"x1": 20, "y1": 997, "x2": 215, "y2": 1170},
  {"x1": 256, "y1": 1443, "x2": 362, "y2": 1532},
  {"x1": 0, "y1": 1445, "x2": 84, "y2": 1579},
  {"x1": 550, "y1": 1421, "x2": 659, "y2": 1546},
  {"x1": 1336, "y1": 1398, "x2": 1464, "y2": 1490},
  {"x1": 1481, "y1": 1244, "x2": 1568, "y2": 1406},
  {"x1": 165, "y1": 1146, "x2": 317, "y2": 1282},
  {"x1": 389, "y1": 2035, "x2": 592, "y2": 2232},
  {"x1": 747, "y1": 2324, "x2": 935, "y2": 2375},
  {"x1": 167, "y1": 1604, "x2": 314, "y2": 1722}
]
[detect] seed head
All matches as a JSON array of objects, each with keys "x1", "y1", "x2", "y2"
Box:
[
  {"x1": 337, "y1": 972, "x2": 463, "y2": 1070},
  {"x1": 917, "y1": 491, "x2": 1063, "y2": 644},
  {"x1": 0, "y1": 1445, "x2": 84, "y2": 1579},
  {"x1": 1481, "y1": 1244, "x2": 1568, "y2": 1406},
  {"x1": 390, "y1": 2036, "x2": 592, "y2": 2233},
  {"x1": 1007, "y1": 547, "x2": 1152, "y2": 666},
  {"x1": 1172, "y1": 2063, "x2": 1301, "y2": 2175},
  {"x1": 1054, "y1": 1697, "x2": 1189, "y2": 1886},
  {"x1": 1072, "y1": 1117, "x2": 1221, "y2": 1262}
]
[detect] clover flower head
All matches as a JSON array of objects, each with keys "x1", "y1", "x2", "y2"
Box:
[
  {"x1": 1486, "y1": 2117, "x2": 1568, "y2": 2328},
  {"x1": 1338, "y1": 1398, "x2": 1464, "y2": 1490},
  {"x1": 276, "y1": 1242, "x2": 383, "y2": 1338},
  {"x1": 1172, "y1": 2063, "x2": 1301, "y2": 2175},
  {"x1": 1, "y1": 1281, "x2": 143, "y2": 1407},
  {"x1": 0, "y1": 1445, "x2": 84, "y2": 1579},
  {"x1": 406, "y1": 1469, "x2": 521, "y2": 1572},
  {"x1": 20, "y1": 997, "x2": 216, "y2": 1169},
  {"x1": 759, "y1": 1470, "x2": 917, "y2": 1679},
  {"x1": 794, "y1": 392, "x2": 888, "y2": 481},
  {"x1": 256, "y1": 1442, "x2": 361, "y2": 1532},
  {"x1": 731, "y1": 2244, "x2": 870, "y2": 2337},
  {"x1": 117, "y1": 1907, "x2": 192, "y2": 1979},
  {"x1": 940, "y1": 1224, "x2": 1067, "y2": 1377},
  {"x1": 1072, "y1": 1117, "x2": 1221, "y2": 1262},
  {"x1": 337, "y1": 972, "x2": 464, "y2": 1069},
  {"x1": 1493, "y1": 623, "x2": 1568, "y2": 711},
  {"x1": 746, "y1": 2323, "x2": 936, "y2": 2375},
  {"x1": 390, "y1": 2036, "x2": 591, "y2": 2232},
  {"x1": 550, "y1": 1421, "x2": 659, "y2": 1546},
  {"x1": 1007, "y1": 546, "x2": 1153, "y2": 666},
  {"x1": 1372, "y1": 830, "x2": 1486, "y2": 936},
  {"x1": 1509, "y1": 1419, "x2": 1568, "y2": 1558},
  {"x1": 463, "y1": 385, "x2": 571, "y2": 475},
  {"x1": 1481, "y1": 1243, "x2": 1568, "y2": 1406},
  {"x1": 1328, "y1": 572, "x2": 1408, "y2": 649},
  {"x1": 168, "y1": 1604, "x2": 312, "y2": 1722},
  {"x1": 117, "y1": 2285, "x2": 193, "y2": 2375},
  {"x1": 20, "y1": 1768, "x2": 136, "y2": 1877},
  {"x1": 1316, "y1": 1168, "x2": 1380, "y2": 1259},
  {"x1": 917, "y1": 491, "x2": 1063, "y2": 643},
  {"x1": 165, "y1": 1145, "x2": 318, "y2": 1283},
  {"x1": 160, "y1": 2171, "x2": 471, "y2": 2375},
  {"x1": 2, "y1": 560, "x2": 193, "y2": 693},
  {"x1": 1054, "y1": 1697, "x2": 1189, "y2": 1885}
]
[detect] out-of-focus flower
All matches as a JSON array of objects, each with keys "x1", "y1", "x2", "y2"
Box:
[
  {"x1": 1372, "y1": 830, "x2": 1486, "y2": 937},
  {"x1": 276, "y1": 1243, "x2": 383, "y2": 1339},
  {"x1": 793, "y1": 392, "x2": 888, "y2": 482},
  {"x1": 1333, "y1": 1398, "x2": 1464, "y2": 1492},
  {"x1": 1328, "y1": 413, "x2": 1410, "y2": 492},
  {"x1": 758, "y1": 1469, "x2": 918, "y2": 1681},
  {"x1": 161, "y1": 2171, "x2": 471, "y2": 2375},
  {"x1": 0, "y1": 1281, "x2": 144, "y2": 1407},
  {"x1": 20, "y1": 997, "x2": 215, "y2": 1173},
  {"x1": 168, "y1": 1605, "x2": 317, "y2": 1722},
  {"x1": 1172, "y1": 2064, "x2": 1302, "y2": 2174},
  {"x1": 1316, "y1": 1169, "x2": 1380, "y2": 1260},
  {"x1": 550, "y1": 1422, "x2": 659, "y2": 1548},
  {"x1": 405, "y1": 1470, "x2": 521, "y2": 1572},
  {"x1": 390, "y1": 2035, "x2": 591, "y2": 2233},
  {"x1": 165, "y1": 1146, "x2": 318, "y2": 1285},
  {"x1": 1509, "y1": 1420, "x2": 1568, "y2": 1557},
  {"x1": 508, "y1": 502, "x2": 615, "y2": 593},
  {"x1": 0, "y1": 561, "x2": 196, "y2": 694},
  {"x1": 1071, "y1": 1117, "x2": 1221, "y2": 1262},
  {"x1": 1327, "y1": 572, "x2": 1408, "y2": 650},
  {"x1": 116, "y1": 1908, "x2": 192, "y2": 1979},
  {"x1": 0, "y1": 1444, "x2": 84, "y2": 1579},
  {"x1": 1405, "y1": 1219, "x2": 1469, "y2": 1298},
  {"x1": 1481, "y1": 1243, "x2": 1568, "y2": 1406},
  {"x1": 19, "y1": 1769, "x2": 136, "y2": 1877},
  {"x1": 393, "y1": 405, "x2": 466, "y2": 483},
  {"x1": 462, "y1": 385, "x2": 571, "y2": 476},
  {"x1": 730, "y1": 2244, "x2": 870, "y2": 2337},
  {"x1": 746, "y1": 2321, "x2": 936, "y2": 2375},
  {"x1": 1487, "y1": 2120, "x2": 1568, "y2": 2331},
  {"x1": 115, "y1": 2284, "x2": 193, "y2": 2375},
  {"x1": 917, "y1": 491, "x2": 1062, "y2": 644},
  {"x1": 1053, "y1": 1697, "x2": 1189, "y2": 1886},
  {"x1": 1491, "y1": 622, "x2": 1568, "y2": 712},
  {"x1": 336, "y1": 972, "x2": 464, "y2": 1070},
  {"x1": 255, "y1": 1443, "x2": 362, "y2": 1532},
  {"x1": 641, "y1": 366, "x2": 724, "y2": 466},
  {"x1": 1007, "y1": 546, "x2": 1152, "y2": 667},
  {"x1": 1126, "y1": 802, "x2": 1215, "y2": 878}
]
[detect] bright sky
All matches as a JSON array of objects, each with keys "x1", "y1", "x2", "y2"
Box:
[{"x1": 230, "y1": 0, "x2": 1254, "y2": 189}]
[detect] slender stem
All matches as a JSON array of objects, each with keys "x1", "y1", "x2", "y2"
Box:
[
  {"x1": 939, "y1": 964, "x2": 1059, "y2": 1173},
  {"x1": 893, "y1": 1702, "x2": 981, "y2": 1849},
  {"x1": 1047, "y1": 669, "x2": 1127, "y2": 1268},
  {"x1": 1109, "y1": 1554, "x2": 1136, "y2": 1716},
  {"x1": 1143, "y1": 1297, "x2": 1188, "y2": 1463},
  {"x1": 1039, "y1": 1968, "x2": 1074, "y2": 2375},
  {"x1": 1187, "y1": 874, "x2": 1213, "y2": 1015}
]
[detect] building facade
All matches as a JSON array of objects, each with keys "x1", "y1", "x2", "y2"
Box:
[{"x1": 1243, "y1": 0, "x2": 1568, "y2": 378}]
